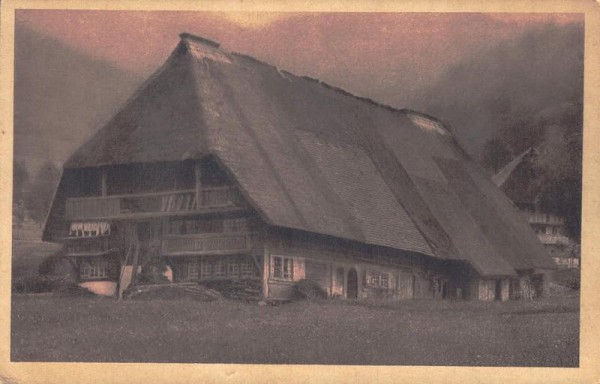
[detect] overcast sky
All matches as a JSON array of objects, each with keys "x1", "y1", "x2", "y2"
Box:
[{"x1": 16, "y1": 10, "x2": 582, "y2": 107}]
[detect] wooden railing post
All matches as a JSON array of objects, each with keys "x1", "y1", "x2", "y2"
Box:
[
  {"x1": 101, "y1": 168, "x2": 107, "y2": 197},
  {"x1": 195, "y1": 162, "x2": 202, "y2": 208}
]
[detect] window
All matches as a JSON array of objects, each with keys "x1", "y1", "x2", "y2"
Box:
[
  {"x1": 169, "y1": 217, "x2": 223, "y2": 235},
  {"x1": 214, "y1": 259, "x2": 227, "y2": 277},
  {"x1": 200, "y1": 259, "x2": 213, "y2": 278},
  {"x1": 173, "y1": 259, "x2": 199, "y2": 282},
  {"x1": 553, "y1": 257, "x2": 560, "y2": 265},
  {"x1": 365, "y1": 270, "x2": 390, "y2": 288},
  {"x1": 241, "y1": 259, "x2": 256, "y2": 277},
  {"x1": 80, "y1": 259, "x2": 109, "y2": 279},
  {"x1": 227, "y1": 260, "x2": 240, "y2": 277},
  {"x1": 272, "y1": 256, "x2": 293, "y2": 280},
  {"x1": 225, "y1": 217, "x2": 250, "y2": 232},
  {"x1": 188, "y1": 260, "x2": 199, "y2": 280},
  {"x1": 397, "y1": 273, "x2": 414, "y2": 298},
  {"x1": 199, "y1": 256, "x2": 258, "y2": 279}
]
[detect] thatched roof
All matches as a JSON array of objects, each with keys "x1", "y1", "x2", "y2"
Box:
[{"x1": 47, "y1": 33, "x2": 556, "y2": 276}]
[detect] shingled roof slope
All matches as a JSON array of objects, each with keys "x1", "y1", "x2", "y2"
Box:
[{"x1": 54, "y1": 33, "x2": 556, "y2": 275}]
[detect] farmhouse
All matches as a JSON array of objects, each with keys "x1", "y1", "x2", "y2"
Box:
[
  {"x1": 492, "y1": 148, "x2": 580, "y2": 269},
  {"x1": 43, "y1": 33, "x2": 555, "y2": 301}
]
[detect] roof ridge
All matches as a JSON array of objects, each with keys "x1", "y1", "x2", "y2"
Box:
[
  {"x1": 179, "y1": 32, "x2": 220, "y2": 48},
  {"x1": 178, "y1": 32, "x2": 452, "y2": 135}
]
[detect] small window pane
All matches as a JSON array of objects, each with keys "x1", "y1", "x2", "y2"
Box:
[
  {"x1": 241, "y1": 259, "x2": 255, "y2": 277},
  {"x1": 273, "y1": 257, "x2": 282, "y2": 278},
  {"x1": 214, "y1": 260, "x2": 226, "y2": 277},
  {"x1": 283, "y1": 259, "x2": 293, "y2": 279},
  {"x1": 227, "y1": 259, "x2": 240, "y2": 277},
  {"x1": 200, "y1": 260, "x2": 213, "y2": 278}
]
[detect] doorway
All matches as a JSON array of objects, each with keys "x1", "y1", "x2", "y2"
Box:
[
  {"x1": 494, "y1": 279, "x2": 502, "y2": 301},
  {"x1": 347, "y1": 268, "x2": 358, "y2": 299},
  {"x1": 131, "y1": 221, "x2": 162, "y2": 285},
  {"x1": 442, "y1": 281, "x2": 449, "y2": 299},
  {"x1": 332, "y1": 267, "x2": 345, "y2": 297}
]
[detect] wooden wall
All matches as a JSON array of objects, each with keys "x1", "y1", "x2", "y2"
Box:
[{"x1": 262, "y1": 228, "x2": 447, "y2": 300}]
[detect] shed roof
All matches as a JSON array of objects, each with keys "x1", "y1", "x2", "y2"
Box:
[
  {"x1": 47, "y1": 33, "x2": 556, "y2": 276},
  {"x1": 492, "y1": 147, "x2": 537, "y2": 188},
  {"x1": 492, "y1": 147, "x2": 543, "y2": 205}
]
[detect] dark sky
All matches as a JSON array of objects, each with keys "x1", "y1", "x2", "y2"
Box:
[{"x1": 16, "y1": 10, "x2": 582, "y2": 107}]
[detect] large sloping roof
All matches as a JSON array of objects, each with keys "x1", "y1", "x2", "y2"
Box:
[{"x1": 50, "y1": 33, "x2": 556, "y2": 275}]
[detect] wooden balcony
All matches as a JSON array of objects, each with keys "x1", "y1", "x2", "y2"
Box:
[
  {"x1": 65, "y1": 187, "x2": 243, "y2": 221},
  {"x1": 528, "y1": 213, "x2": 564, "y2": 225},
  {"x1": 538, "y1": 233, "x2": 571, "y2": 246},
  {"x1": 162, "y1": 232, "x2": 255, "y2": 256},
  {"x1": 63, "y1": 236, "x2": 112, "y2": 257}
]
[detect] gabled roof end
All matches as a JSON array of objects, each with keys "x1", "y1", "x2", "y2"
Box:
[{"x1": 179, "y1": 33, "x2": 220, "y2": 48}]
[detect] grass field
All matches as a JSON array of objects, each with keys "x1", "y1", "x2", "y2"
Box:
[
  {"x1": 11, "y1": 294, "x2": 579, "y2": 366},
  {"x1": 10, "y1": 240, "x2": 579, "y2": 366}
]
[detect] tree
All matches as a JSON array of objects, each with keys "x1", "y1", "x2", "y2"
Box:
[
  {"x1": 481, "y1": 138, "x2": 511, "y2": 173},
  {"x1": 13, "y1": 162, "x2": 30, "y2": 227},
  {"x1": 25, "y1": 161, "x2": 61, "y2": 223},
  {"x1": 537, "y1": 177, "x2": 582, "y2": 241}
]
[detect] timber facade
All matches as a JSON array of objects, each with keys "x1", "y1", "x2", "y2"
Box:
[{"x1": 43, "y1": 33, "x2": 556, "y2": 301}]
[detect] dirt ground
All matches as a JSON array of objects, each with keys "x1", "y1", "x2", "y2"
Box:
[{"x1": 10, "y1": 294, "x2": 579, "y2": 366}]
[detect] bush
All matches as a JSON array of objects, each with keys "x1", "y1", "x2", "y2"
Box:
[
  {"x1": 293, "y1": 279, "x2": 327, "y2": 300},
  {"x1": 52, "y1": 281, "x2": 95, "y2": 297},
  {"x1": 551, "y1": 269, "x2": 580, "y2": 291},
  {"x1": 12, "y1": 275, "x2": 94, "y2": 296},
  {"x1": 203, "y1": 279, "x2": 262, "y2": 300},
  {"x1": 137, "y1": 258, "x2": 171, "y2": 285},
  {"x1": 12, "y1": 276, "x2": 54, "y2": 294},
  {"x1": 38, "y1": 252, "x2": 62, "y2": 276},
  {"x1": 124, "y1": 285, "x2": 218, "y2": 301}
]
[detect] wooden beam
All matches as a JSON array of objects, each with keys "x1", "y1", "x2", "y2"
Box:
[
  {"x1": 262, "y1": 239, "x2": 270, "y2": 298},
  {"x1": 129, "y1": 224, "x2": 140, "y2": 288},
  {"x1": 250, "y1": 254, "x2": 262, "y2": 274},
  {"x1": 195, "y1": 162, "x2": 202, "y2": 208},
  {"x1": 329, "y1": 261, "x2": 334, "y2": 298},
  {"x1": 101, "y1": 168, "x2": 107, "y2": 196}
]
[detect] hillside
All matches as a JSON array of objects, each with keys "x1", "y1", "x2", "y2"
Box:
[
  {"x1": 408, "y1": 23, "x2": 583, "y2": 238},
  {"x1": 14, "y1": 25, "x2": 144, "y2": 173},
  {"x1": 409, "y1": 23, "x2": 583, "y2": 161}
]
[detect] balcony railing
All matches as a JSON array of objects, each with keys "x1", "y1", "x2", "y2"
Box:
[
  {"x1": 528, "y1": 213, "x2": 564, "y2": 225},
  {"x1": 162, "y1": 232, "x2": 254, "y2": 256},
  {"x1": 538, "y1": 233, "x2": 571, "y2": 246},
  {"x1": 63, "y1": 236, "x2": 111, "y2": 257},
  {"x1": 65, "y1": 187, "x2": 243, "y2": 221}
]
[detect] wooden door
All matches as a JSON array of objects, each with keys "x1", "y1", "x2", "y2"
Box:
[{"x1": 347, "y1": 268, "x2": 358, "y2": 299}]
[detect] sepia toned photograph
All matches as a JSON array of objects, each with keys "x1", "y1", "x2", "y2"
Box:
[{"x1": 3, "y1": 4, "x2": 593, "y2": 377}]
